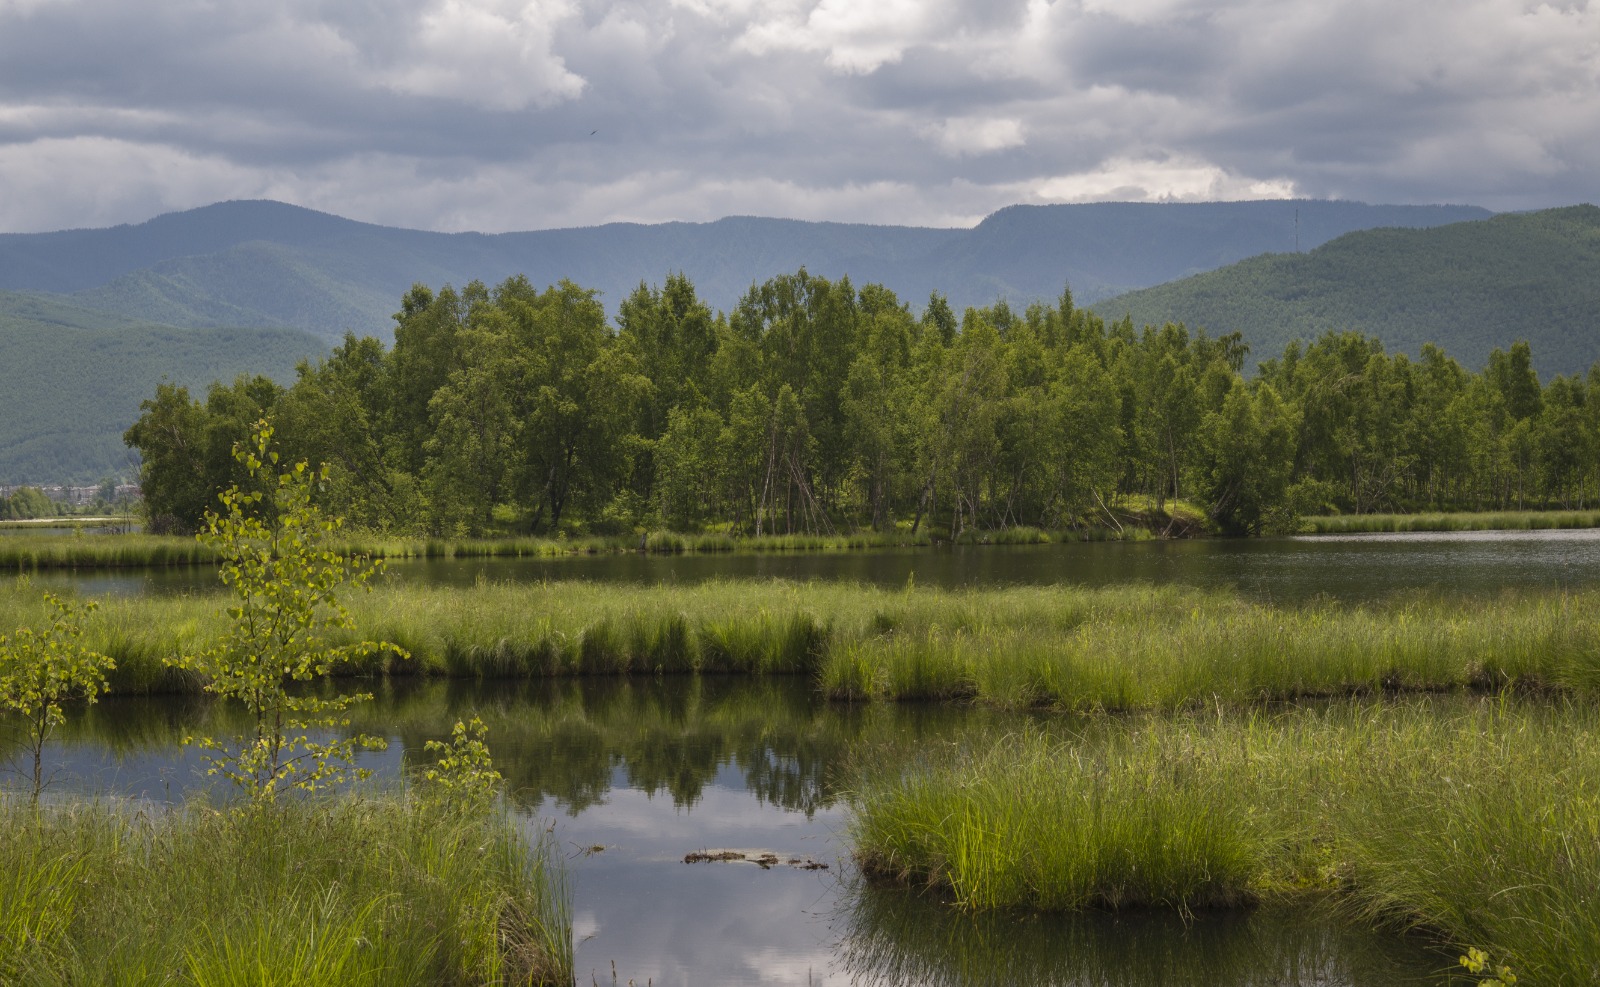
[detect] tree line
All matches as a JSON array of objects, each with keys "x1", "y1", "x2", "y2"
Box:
[{"x1": 124, "y1": 270, "x2": 1598, "y2": 538}]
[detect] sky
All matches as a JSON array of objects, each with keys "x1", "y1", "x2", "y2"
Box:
[{"x1": 0, "y1": 0, "x2": 1596, "y2": 234}]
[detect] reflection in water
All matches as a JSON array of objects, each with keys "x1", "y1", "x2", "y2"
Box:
[
  {"x1": 27, "y1": 676, "x2": 1013, "y2": 814},
  {"x1": 11, "y1": 677, "x2": 1461, "y2": 986},
  {"x1": 838, "y1": 886, "x2": 1457, "y2": 987}
]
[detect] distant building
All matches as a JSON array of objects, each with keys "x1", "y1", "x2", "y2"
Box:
[{"x1": 0, "y1": 483, "x2": 141, "y2": 506}]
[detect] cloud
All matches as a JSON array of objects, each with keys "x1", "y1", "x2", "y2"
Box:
[
  {"x1": 376, "y1": 0, "x2": 588, "y2": 110},
  {"x1": 0, "y1": 137, "x2": 276, "y2": 231},
  {"x1": 734, "y1": 0, "x2": 975, "y2": 74},
  {"x1": 1031, "y1": 155, "x2": 1298, "y2": 204},
  {"x1": 925, "y1": 116, "x2": 1026, "y2": 157},
  {"x1": 0, "y1": 0, "x2": 1595, "y2": 232}
]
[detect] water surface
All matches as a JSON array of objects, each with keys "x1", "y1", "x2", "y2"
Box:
[
  {"x1": 38, "y1": 527, "x2": 1600, "y2": 604},
  {"x1": 8, "y1": 678, "x2": 1461, "y2": 986}
]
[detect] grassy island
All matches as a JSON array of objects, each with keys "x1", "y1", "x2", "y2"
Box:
[
  {"x1": 6, "y1": 579, "x2": 1596, "y2": 708},
  {"x1": 848, "y1": 698, "x2": 1599, "y2": 985}
]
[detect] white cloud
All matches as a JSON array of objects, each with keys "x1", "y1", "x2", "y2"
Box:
[
  {"x1": 1033, "y1": 156, "x2": 1298, "y2": 204},
  {"x1": 924, "y1": 115, "x2": 1025, "y2": 156},
  {"x1": 0, "y1": 137, "x2": 275, "y2": 231},
  {"x1": 377, "y1": 0, "x2": 588, "y2": 110},
  {"x1": 734, "y1": 0, "x2": 979, "y2": 74}
]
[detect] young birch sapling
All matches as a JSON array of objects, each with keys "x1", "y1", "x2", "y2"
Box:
[
  {"x1": 168, "y1": 421, "x2": 408, "y2": 803},
  {"x1": 422, "y1": 716, "x2": 504, "y2": 807},
  {"x1": 0, "y1": 592, "x2": 114, "y2": 801}
]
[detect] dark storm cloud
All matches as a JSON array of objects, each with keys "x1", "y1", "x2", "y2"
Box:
[{"x1": 0, "y1": 0, "x2": 1595, "y2": 233}]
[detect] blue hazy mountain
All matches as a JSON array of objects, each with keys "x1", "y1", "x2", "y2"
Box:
[{"x1": 0, "y1": 198, "x2": 1490, "y2": 340}]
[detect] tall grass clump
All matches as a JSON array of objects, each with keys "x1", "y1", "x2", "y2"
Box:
[
  {"x1": 0, "y1": 534, "x2": 219, "y2": 571},
  {"x1": 1304, "y1": 509, "x2": 1600, "y2": 534},
  {"x1": 0, "y1": 795, "x2": 571, "y2": 986},
  {"x1": 1320, "y1": 699, "x2": 1600, "y2": 985},
  {"x1": 849, "y1": 698, "x2": 1600, "y2": 985},
  {"x1": 850, "y1": 723, "x2": 1268, "y2": 912}
]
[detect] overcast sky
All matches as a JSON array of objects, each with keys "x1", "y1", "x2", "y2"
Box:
[{"x1": 1, "y1": 0, "x2": 1595, "y2": 234}]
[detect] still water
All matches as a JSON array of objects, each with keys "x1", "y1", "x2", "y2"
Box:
[
  {"x1": 37, "y1": 526, "x2": 1600, "y2": 603},
  {"x1": 17, "y1": 677, "x2": 1459, "y2": 986}
]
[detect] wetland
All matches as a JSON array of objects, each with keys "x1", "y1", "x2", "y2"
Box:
[{"x1": 7, "y1": 531, "x2": 1600, "y2": 984}]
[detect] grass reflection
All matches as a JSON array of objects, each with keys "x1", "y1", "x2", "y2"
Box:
[{"x1": 837, "y1": 885, "x2": 1454, "y2": 987}]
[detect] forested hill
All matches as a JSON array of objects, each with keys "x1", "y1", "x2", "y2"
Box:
[
  {"x1": 0, "y1": 199, "x2": 1487, "y2": 340},
  {"x1": 0, "y1": 292, "x2": 321, "y2": 482},
  {"x1": 1095, "y1": 205, "x2": 1600, "y2": 376}
]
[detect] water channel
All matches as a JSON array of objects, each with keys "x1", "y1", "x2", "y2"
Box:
[
  {"x1": 14, "y1": 531, "x2": 1590, "y2": 984},
  {"x1": 31, "y1": 526, "x2": 1600, "y2": 604}
]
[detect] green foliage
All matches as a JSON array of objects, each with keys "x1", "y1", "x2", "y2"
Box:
[
  {"x1": 1198, "y1": 380, "x2": 1299, "y2": 533},
  {"x1": 168, "y1": 422, "x2": 406, "y2": 802},
  {"x1": 121, "y1": 245, "x2": 1600, "y2": 540},
  {"x1": 0, "y1": 487, "x2": 55, "y2": 521},
  {"x1": 0, "y1": 592, "x2": 114, "y2": 800},
  {"x1": 421, "y1": 717, "x2": 503, "y2": 807},
  {"x1": 1461, "y1": 948, "x2": 1518, "y2": 987}
]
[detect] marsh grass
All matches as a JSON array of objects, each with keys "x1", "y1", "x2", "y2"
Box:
[
  {"x1": 817, "y1": 587, "x2": 1600, "y2": 707},
  {"x1": 1304, "y1": 509, "x2": 1600, "y2": 534},
  {"x1": 8, "y1": 578, "x2": 1600, "y2": 708},
  {"x1": 1, "y1": 520, "x2": 1182, "y2": 572},
  {"x1": 0, "y1": 534, "x2": 219, "y2": 571},
  {"x1": 849, "y1": 722, "x2": 1268, "y2": 912},
  {"x1": 0, "y1": 794, "x2": 571, "y2": 986},
  {"x1": 848, "y1": 698, "x2": 1600, "y2": 985}
]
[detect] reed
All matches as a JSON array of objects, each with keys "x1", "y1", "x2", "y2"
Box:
[
  {"x1": 850, "y1": 724, "x2": 1264, "y2": 911},
  {"x1": 0, "y1": 522, "x2": 1173, "y2": 572},
  {"x1": 0, "y1": 534, "x2": 219, "y2": 570},
  {"x1": 9, "y1": 577, "x2": 1600, "y2": 708},
  {"x1": 847, "y1": 697, "x2": 1600, "y2": 985},
  {"x1": 0, "y1": 794, "x2": 571, "y2": 985},
  {"x1": 1303, "y1": 508, "x2": 1600, "y2": 534},
  {"x1": 817, "y1": 587, "x2": 1600, "y2": 707},
  {"x1": 857, "y1": 697, "x2": 1600, "y2": 979}
]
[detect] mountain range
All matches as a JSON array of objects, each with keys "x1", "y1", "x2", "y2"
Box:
[
  {"x1": 11, "y1": 196, "x2": 1600, "y2": 484},
  {"x1": 0, "y1": 198, "x2": 1488, "y2": 340},
  {"x1": 1094, "y1": 205, "x2": 1600, "y2": 375}
]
